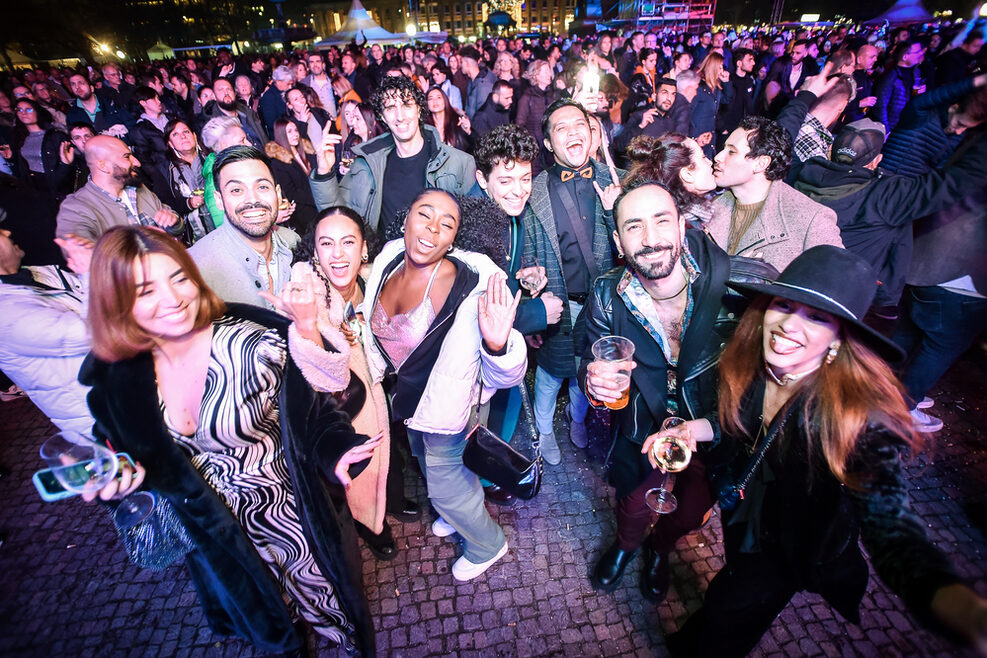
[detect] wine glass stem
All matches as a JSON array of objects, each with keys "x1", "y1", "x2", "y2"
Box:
[{"x1": 662, "y1": 472, "x2": 676, "y2": 493}]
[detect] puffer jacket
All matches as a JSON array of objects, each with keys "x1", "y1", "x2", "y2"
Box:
[
  {"x1": 308, "y1": 125, "x2": 476, "y2": 231},
  {"x1": 0, "y1": 266, "x2": 93, "y2": 436},
  {"x1": 361, "y1": 238, "x2": 527, "y2": 435},
  {"x1": 872, "y1": 65, "x2": 916, "y2": 133}
]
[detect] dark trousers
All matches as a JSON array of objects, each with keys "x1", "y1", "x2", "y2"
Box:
[
  {"x1": 893, "y1": 285, "x2": 987, "y2": 407},
  {"x1": 613, "y1": 439, "x2": 713, "y2": 553},
  {"x1": 666, "y1": 548, "x2": 796, "y2": 657}
]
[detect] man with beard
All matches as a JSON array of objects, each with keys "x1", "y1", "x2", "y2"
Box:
[
  {"x1": 614, "y1": 79, "x2": 688, "y2": 166},
  {"x1": 64, "y1": 73, "x2": 133, "y2": 137},
  {"x1": 521, "y1": 99, "x2": 623, "y2": 464},
  {"x1": 189, "y1": 145, "x2": 299, "y2": 309},
  {"x1": 579, "y1": 181, "x2": 734, "y2": 600},
  {"x1": 55, "y1": 135, "x2": 182, "y2": 243},
  {"x1": 301, "y1": 52, "x2": 338, "y2": 118},
  {"x1": 200, "y1": 77, "x2": 267, "y2": 149}
]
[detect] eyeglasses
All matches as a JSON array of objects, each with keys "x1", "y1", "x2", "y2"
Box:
[{"x1": 16, "y1": 107, "x2": 36, "y2": 114}]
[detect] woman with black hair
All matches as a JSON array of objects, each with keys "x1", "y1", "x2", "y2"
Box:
[
  {"x1": 265, "y1": 117, "x2": 318, "y2": 233},
  {"x1": 12, "y1": 97, "x2": 74, "y2": 198},
  {"x1": 623, "y1": 133, "x2": 718, "y2": 228},
  {"x1": 270, "y1": 205, "x2": 416, "y2": 561},
  {"x1": 425, "y1": 87, "x2": 473, "y2": 153},
  {"x1": 364, "y1": 189, "x2": 526, "y2": 582},
  {"x1": 339, "y1": 100, "x2": 382, "y2": 178}
]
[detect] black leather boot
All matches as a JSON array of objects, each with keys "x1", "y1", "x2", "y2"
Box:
[
  {"x1": 356, "y1": 521, "x2": 398, "y2": 561},
  {"x1": 640, "y1": 546, "x2": 670, "y2": 602},
  {"x1": 592, "y1": 542, "x2": 637, "y2": 592},
  {"x1": 387, "y1": 498, "x2": 422, "y2": 522},
  {"x1": 483, "y1": 483, "x2": 516, "y2": 507}
]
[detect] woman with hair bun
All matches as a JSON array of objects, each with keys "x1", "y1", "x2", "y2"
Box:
[{"x1": 623, "y1": 133, "x2": 717, "y2": 228}]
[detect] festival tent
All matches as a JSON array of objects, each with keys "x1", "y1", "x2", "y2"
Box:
[
  {"x1": 146, "y1": 42, "x2": 175, "y2": 61},
  {"x1": 863, "y1": 0, "x2": 935, "y2": 25},
  {"x1": 313, "y1": 0, "x2": 409, "y2": 47}
]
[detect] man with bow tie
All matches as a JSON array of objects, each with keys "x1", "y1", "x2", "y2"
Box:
[{"x1": 521, "y1": 99, "x2": 624, "y2": 465}]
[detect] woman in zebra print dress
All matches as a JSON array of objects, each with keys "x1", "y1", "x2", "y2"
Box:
[{"x1": 82, "y1": 226, "x2": 379, "y2": 655}]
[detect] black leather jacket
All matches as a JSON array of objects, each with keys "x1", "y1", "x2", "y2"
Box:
[{"x1": 577, "y1": 230, "x2": 741, "y2": 448}]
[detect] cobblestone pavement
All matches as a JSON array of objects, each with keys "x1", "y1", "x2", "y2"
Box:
[{"x1": 1, "y1": 350, "x2": 984, "y2": 658}]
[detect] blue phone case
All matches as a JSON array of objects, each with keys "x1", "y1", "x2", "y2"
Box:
[{"x1": 32, "y1": 452, "x2": 136, "y2": 502}]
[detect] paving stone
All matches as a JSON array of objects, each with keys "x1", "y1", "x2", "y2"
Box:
[{"x1": 1, "y1": 352, "x2": 985, "y2": 657}]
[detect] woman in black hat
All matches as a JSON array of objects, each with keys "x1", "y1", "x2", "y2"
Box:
[{"x1": 665, "y1": 245, "x2": 987, "y2": 656}]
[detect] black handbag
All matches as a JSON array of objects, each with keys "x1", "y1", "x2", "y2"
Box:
[{"x1": 462, "y1": 384, "x2": 542, "y2": 500}]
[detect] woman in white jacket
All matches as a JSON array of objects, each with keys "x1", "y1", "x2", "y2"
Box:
[{"x1": 362, "y1": 189, "x2": 527, "y2": 581}]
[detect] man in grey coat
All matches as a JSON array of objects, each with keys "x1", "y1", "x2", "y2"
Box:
[
  {"x1": 308, "y1": 75, "x2": 475, "y2": 235},
  {"x1": 189, "y1": 145, "x2": 299, "y2": 310},
  {"x1": 707, "y1": 115, "x2": 842, "y2": 271}
]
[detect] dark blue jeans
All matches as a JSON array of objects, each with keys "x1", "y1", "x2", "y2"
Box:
[{"x1": 893, "y1": 285, "x2": 987, "y2": 408}]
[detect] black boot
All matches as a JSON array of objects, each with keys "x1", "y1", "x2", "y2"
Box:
[
  {"x1": 483, "y1": 483, "x2": 516, "y2": 507},
  {"x1": 387, "y1": 498, "x2": 422, "y2": 522},
  {"x1": 592, "y1": 542, "x2": 637, "y2": 592},
  {"x1": 356, "y1": 521, "x2": 398, "y2": 561},
  {"x1": 640, "y1": 546, "x2": 670, "y2": 602}
]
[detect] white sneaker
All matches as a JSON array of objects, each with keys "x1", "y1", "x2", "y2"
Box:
[
  {"x1": 431, "y1": 517, "x2": 457, "y2": 537},
  {"x1": 452, "y1": 541, "x2": 509, "y2": 581},
  {"x1": 540, "y1": 432, "x2": 561, "y2": 465},
  {"x1": 916, "y1": 396, "x2": 934, "y2": 410},
  {"x1": 911, "y1": 408, "x2": 944, "y2": 433}
]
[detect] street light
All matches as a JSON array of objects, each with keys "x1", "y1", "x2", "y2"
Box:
[
  {"x1": 115, "y1": 50, "x2": 125, "y2": 59},
  {"x1": 406, "y1": 23, "x2": 418, "y2": 37}
]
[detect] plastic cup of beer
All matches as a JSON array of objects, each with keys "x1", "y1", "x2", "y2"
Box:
[{"x1": 591, "y1": 335, "x2": 635, "y2": 410}]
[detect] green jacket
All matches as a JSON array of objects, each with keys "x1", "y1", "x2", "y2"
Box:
[{"x1": 308, "y1": 124, "x2": 476, "y2": 230}]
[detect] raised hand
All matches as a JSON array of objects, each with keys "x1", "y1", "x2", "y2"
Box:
[
  {"x1": 639, "y1": 108, "x2": 658, "y2": 129},
  {"x1": 53, "y1": 234, "x2": 96, "y2": 274},
  {"x1": 316, "y1": 123, "x2": 343, "y2": 175},
  {"x1": 478, "y1": 272, "x2": 521, "y2": 354},
  {"x1": 593, "y1": 159, "x2": 622, "y2": 211},
  {"x1": 799, "y1": 61, "x2": 839, "y2": 98},
  {"x1": 58, "y1": 141, "x2": 75, "y2": 166},
  {"x1": 259, "y1": 272, "x2": 322, "y2": 345}
]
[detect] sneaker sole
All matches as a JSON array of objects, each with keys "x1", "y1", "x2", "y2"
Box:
[
  {"x1": 916, "y1": 397, "x2": 934, "y2": 410},
  {"x1": 914, "y1": 422, "x2": 944, "y2": 433}
]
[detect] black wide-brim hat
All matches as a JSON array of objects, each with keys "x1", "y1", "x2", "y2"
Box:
[{"x1": 727, "y1": 245, "x2": 906, "y2": 364}]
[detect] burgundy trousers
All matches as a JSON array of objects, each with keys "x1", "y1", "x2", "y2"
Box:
[{"x1": 615, "y1": 454, "x2": 714, "y2": 553}]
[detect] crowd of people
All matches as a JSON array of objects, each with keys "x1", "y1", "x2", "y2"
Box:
[{"x1": 2, "y1": 13, "x2": 987, "y2": 657}]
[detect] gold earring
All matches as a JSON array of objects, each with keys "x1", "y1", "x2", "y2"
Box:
[
  {"x1": 361, "y1": 254, "x2": 368, "y2": 262},
  {"x1": 825, "y1": 343, "x2": 840, "y2": 364}
]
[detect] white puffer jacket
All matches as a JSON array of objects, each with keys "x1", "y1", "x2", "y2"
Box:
[
  {"x1": 361, "y1": 239, "x2": 527, "y2": 435},
  {"x1": 0, "y1": 266, "x2": 94, "y2": 436}
]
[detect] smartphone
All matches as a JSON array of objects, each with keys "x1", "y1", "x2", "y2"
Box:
[{"x1": 33, "y1": 452, "x2": 137, "y2": 502}]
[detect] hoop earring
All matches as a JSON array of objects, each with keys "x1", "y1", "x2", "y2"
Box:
[
  {"x1": 361, "y1": 254, "x2": 368, "y2": 262},
  {"x1": 825, "y1": 342, "x2": 841, "y2": 365}
]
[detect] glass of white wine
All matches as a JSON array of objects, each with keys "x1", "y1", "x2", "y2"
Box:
[
  {"x1": 40, "y1": 431, "x2": 119, "y2": 496},
  {"x1": 518, "y1": 255, "x2": 543, "y2": 294},
  {"x1": 644, "y1": 417, "x2": 693, "y2": 515}
]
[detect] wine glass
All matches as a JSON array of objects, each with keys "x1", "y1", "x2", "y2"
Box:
[
  {"x1": 644, "y1": 417, "x2": 693, "y2": 515},
  {"x1": 518, "y1": 255, "x2": 543, "y2": 293},
  {"x1": 40, "y1": 431, "x2": 119, "y2": 496}
]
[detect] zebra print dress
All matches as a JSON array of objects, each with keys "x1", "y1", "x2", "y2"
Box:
[{"x1": 162, "y1": 315, "x2": 354, "y2": 643}]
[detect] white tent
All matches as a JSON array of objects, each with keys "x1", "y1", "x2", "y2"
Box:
[
  {"x1": 863, "y1": 0, "x2": 935, "y2": 25},
  {"x1": 313, "y1": 0, "x2": 410, "y2": 47},
  {"x1": 147, "y1": 42, "x2": 175, "y2": 61}
]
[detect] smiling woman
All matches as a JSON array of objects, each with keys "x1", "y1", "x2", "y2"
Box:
[
  {"x1": 362, "y1": 188, "x2": 527, "y2": 582},
  {"x1": 81, "y1": 225, "x2": 378, "y2": 655}
]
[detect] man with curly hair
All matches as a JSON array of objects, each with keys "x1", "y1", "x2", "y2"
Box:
[
  {"x1": 707, "y1": 116, "x2": 842, "y2": 271},
  {"x1": 309, "y1": 75, "x2": 476, "y2": 235},
  {"x1": 470, "y1": 124, "x2": 565, "y2": 504}
]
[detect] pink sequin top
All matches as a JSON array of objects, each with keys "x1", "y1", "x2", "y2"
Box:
[{"x1": 370, "y1": 262, "x2": 441, "y2": 369}]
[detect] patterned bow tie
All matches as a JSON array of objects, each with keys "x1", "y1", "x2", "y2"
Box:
[{"x1": 560, "y1": 166, "x2": 594, "y2": 182}]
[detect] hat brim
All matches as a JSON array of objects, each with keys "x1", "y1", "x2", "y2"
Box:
[{"x1": 728, "y1": 280, "x2": 906, "y2": 364}]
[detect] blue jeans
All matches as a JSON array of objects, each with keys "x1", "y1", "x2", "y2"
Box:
[
  {"x1": 893, "y1": 285, "x2": 987, "y2": 407},
  {"x1": 406, "y1": 427, "x2": 506, "y2": 563},
  {"x1": 532, "y1": 299, "x2": 589, "y2": 436}
]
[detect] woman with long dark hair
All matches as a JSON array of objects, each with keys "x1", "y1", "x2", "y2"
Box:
[
  {"x1": 265, "y1": 117, "x2": 318, "y2": 233},
  {"x1": 363, "y1": 189, "x2": 526, "y2": 582},
  {"x1": 623, "y1": 133, "x2": 717, "y2": 228},
  {"x1": 339, "y1": 100, "x2": 382, "y2": 177},
  {"x1": 286, "y1": 84, "x2": 331, "y2": 150},
  {"x1": 666, "y1": 246, "x2": 987, "y2": 656},
  {"x1": 425, "y1": 87, "x2": 472, "y2": 153},
  {"x1": 12, "y1": 97, "x2": 74, "y2": 197},
  {"x1": 81, "y1": 226, "x2": 379, "y2": 655}
]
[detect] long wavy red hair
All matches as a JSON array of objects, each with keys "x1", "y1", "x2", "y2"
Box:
[{"x1": 718, "y1": 296, "x2": 921, "y2": 487}]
